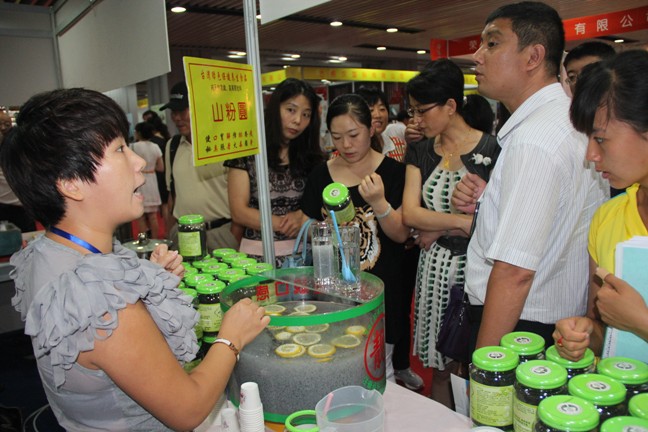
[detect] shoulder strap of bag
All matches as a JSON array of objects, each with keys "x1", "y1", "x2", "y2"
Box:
[
  {"x1": 168, "y1": 134, "x2": 182, "y2": 198},
  {"x1": 292, "y1": 219, "x2": 314, "y2": 260}
]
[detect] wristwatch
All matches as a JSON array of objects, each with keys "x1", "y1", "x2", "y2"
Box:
[{"x1": 213, "y1": 338, "x2": 240, "y2": 361}]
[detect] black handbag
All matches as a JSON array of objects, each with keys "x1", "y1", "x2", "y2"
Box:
[{"x1": 436, "y1": 283, "x2": 471, "y2": 363}]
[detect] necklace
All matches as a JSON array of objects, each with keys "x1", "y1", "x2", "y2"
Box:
[
  {"x1": 49, "y1": 226, "x2": 102, "y2": 254},
  {"x1": 437, "y1": 127, "x2": 476, "y2": 169}
]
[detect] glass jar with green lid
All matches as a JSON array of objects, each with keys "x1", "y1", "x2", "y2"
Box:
[
  {"x1": 600, "y1": 415, "x2": 648, "y2": 432},
  {"x1": 191, "y1": 259, "x2": 211, "y2": 271},
  {"x1": 196, "y1": 280, "x2": 226, "y2": 338},
  {"x1": 514, "y1": 360, "x2": 569, "y2": 432},
  {"x1": 597, "y1": 357, "x2": 648, "y2": 401},
  {"x1": 217, "y1": 268, "x2": 246, "y2": 285},
  {"x1": 545, "y1": 345, "x2": 596, "y2": 380},
  {"x1": 178, "y1": 281, "x2": 187, "y2": 290},
  {"x1": 212, "y1": 247, "x2": 237, "y2": 261},
  {"x1": 534, "y1": 395, "x2": 599, "y2": 432},
  {"x1": 202, "y1": 263, "x2": 229, "y2": 277},
  {"x1": 470, "y1": 346, "x2": 520, "y2": 431},
  {"x1": 182, "y1": 263, "x2": 199, "y2": 276},
  {"x1": 568, "y1": 373, "x2": 628, "y2": 422},
  {"x1": 501, "y1": 331, "x2": 546, "y2": 362},
  {"x1": 183, "y1": 273, "x2": 214, "y2": 289},
  {"x1": 323, "y1": 182, "x2": 355, "y2": 224},
  {"x1": 221, "y1": 252, "x2": 248, "y2": 266},
  {"x1": 630, "y1": 393, "x2": 648, "y2": 420},
  {"x1": 246, "y1": 262, "x2": 274, "y2": 275},
  {"x1": 230, "y1": 257, "x2": 258, "y2": 270},
  {"x1": 179, "y1": 287, "x2": 203, "y2": 340},
  {"x1": 178, "y1": 214, "x2": 207, "y2": 262}
]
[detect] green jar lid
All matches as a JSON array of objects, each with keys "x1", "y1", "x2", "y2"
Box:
[
  {"x1": 217, "y1": 268, "x2": 246, "y2": 282},
  {"x1": 537, "y1": 395, "x2": 600, "y2": 431},
  {"x1": 597, "y1": 357, "x2": 648, "y2": 385},
  {"x1": 178, "y1": 281, "x2": 187, "y2": 289},
  {"x1": 192, "y1": 259, "x2": 211, "y2": 270},
  {"x1": 182, "y1": 262, "x2": 193, "y2": 270},
  {"x1": 322, "y1": 182, "x2": 350, "y2": 207},
  {"x1": 230, "y1": 257, "x2": 258, "y2": 269},
  {"x1": 227, "y1": 275, "x2": 249, "y2": 284},
  {"x1": 178, "y1": 214, "x2": 205, "y2": 225},
  {"x1": 203, "y1": 335, "x2": 217, "y2": 344},
  {"x1": 222, "y1": 252, "x2": 248, "y2": 265},
  {"x1": 516, "y1": 360, "x2": 568, "y2": 389},
  {"x1": 246, "y1": 262, "x2": 274, "y2": 275},
  {"x1": 183, "y1": 266, "x2": 199, "y2": 277},
  {"x1": 179, "y1": 287, "x2": 198, "y2": 298},
  {"x1": 202, "y1": 263, "x2": 230, "y2": 275},
  {"x1": 472, "y1": 346, "x2": 520, "y2": 372},
  {"x1": 200, "y1": 257, "x2": 221, "y2": 266},
  {"x1": 212, "y1": 248, "x2": 237, "y2": 259},
  {"x1": 568, "y1": 373, "x2": 627, "y2": 406},
  {"x1": 546, "y1": 345, "x2": 595, "y2": 369},
  {"x1": 630, "y1": 393, "x2": 648, "y2": 420},
  {"x1": 501, "y1": 331, "x2": 545, "y2": 356},
  {"x1": 601, "y1": 416, "x2": 648, "y2": 432},
  {"x1": 196, "y1": 280, "x2": 226, "y2": 294},
  {"x1": 184, "y1": 273, "x2": 214, "y2": 287}
]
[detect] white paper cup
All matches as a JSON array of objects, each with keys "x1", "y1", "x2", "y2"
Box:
[
  {"x1": 240, "y1": 382, "x2": 263, "y2": 410},
  {"x1": 238, "y1": 405, "x2": 265, "y2": 432}
]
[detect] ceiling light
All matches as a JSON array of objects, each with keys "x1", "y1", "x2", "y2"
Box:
[
  {"x1": 290, "y1": 54, "x2": 301, "y2": 59},
  {"x1": 270, "y1": 87, "x2": 276, "y2": 91},
  {"x1": 614, "y1": 38, "x2": 625, "y2": 43},
  {"x1": 386, "y1": 28, "x2": 398, "y2": 33},
  {"x1": 171, "y1": 6, "x2": 186, "y2": 13},
  {"x1": 417, "y1": 50, "x2": 426, "y2": 55},
  {"x1": 227, "y1": 55, "x2": 244, "y2": 59},
  {"x1": 328, "y1": 59, "x2": 342, "y2": 63},
  {"x1": 330, "y1": 21, "x2": 343, "y2": 27},
  {"x1": 256, "y1": 14, "x2": 261, "y2": 20},
  {"x1": 281, "y1": 57, "x2": 297, "y2": 61},
  {"x1": 376, "y1": 46, "x2": 387, "y2": 51},
  {"x1": 236, "y1": 52, "x2": 247, "y2": 56},
  {"x1": 338, "y1": 56, "x2": 347, "y2": 61},
  {"x1": 283, "y1": 65, "x2": 289, "y2": 69}
]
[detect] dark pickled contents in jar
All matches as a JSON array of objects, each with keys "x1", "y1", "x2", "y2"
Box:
[
  {"x1": 178, "y1": 214, "x2": 207, "y2": 262},
  {"x1": 514, "y1": 360, "x2": 568, "y2": 432},
  {"x1": 534, "y1": 395, "x2": 599, "y2": 432},
  {"x1": 470, "y1": 346, "x2": 520, "y2": 431},
  {"x1": 196, "y1": 280, "x2": 226, "y2": 338}
]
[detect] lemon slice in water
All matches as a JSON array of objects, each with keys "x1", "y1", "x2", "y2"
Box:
[
  {"x1": 305, "y1": 324, "x2": 330, "y2": 333},
  {"x1": 332, "y1": 334, "x2": 362, "y2": 349},
  {"x1": 264, "y1": 304, "x2": 286, "y2": 315},
  {"x1": 307, "y1": 343, "x2": 336, "y2": 359},
  {"x1": 286, "y1": 326, "x2": 306, "y2": 333},
  {"x1": 294, "y1": 303, "x2": 317, "y2": 313},
  {"x1": 274, "y1": 331, "x2": 292, "y2": 341},
  {"x1": 275, "y1": 343, "x2": 306, "y2": 358},
  {"x1": 345, "y1": 325, "x2": 366, "y2": 337},
  {"x1": 293, "y1": 333, "x2": 321, "y2": 346}
]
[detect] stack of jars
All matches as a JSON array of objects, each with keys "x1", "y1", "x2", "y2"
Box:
[
  {"x1": 178, "y1": 247, "x2": 274, "y2": 372},
  {"x1": 469, "y1": 331, "x2": 648, "y2": 432}
]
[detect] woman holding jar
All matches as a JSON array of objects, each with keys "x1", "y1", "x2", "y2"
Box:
[{"x1": 402, "y1": 59, "x2": 500, "y2": 407}]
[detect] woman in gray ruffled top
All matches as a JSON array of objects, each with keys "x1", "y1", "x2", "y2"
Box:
[{"x1": 0, "y1": 88, "x2": 270, "y2": 431}]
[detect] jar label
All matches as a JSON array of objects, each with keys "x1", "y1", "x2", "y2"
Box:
[
  {"x1": 336, "y1": 204, "x2": 355, "y2": 224},
  {"x1": 513, "y1": 396, "x2": 537, "y2": 432},
  {"x1": 198, "y1": 303, "x2": 222, "y2": 332},
  {"x1": 194, "y1": 324, "x2": 203, "y2": 340},
  {"x1": 470, "y1": 379, "x2": 514, "y2": 427},
  {"x1": 179, "y1": 231, "x2": 203, "y2": 257}
]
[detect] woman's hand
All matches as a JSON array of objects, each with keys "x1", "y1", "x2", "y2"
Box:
[
  {"x1": 413, "y1": 230, "x2": 443, "y2": 251},
  {"x1": 552, "y1": 316, "x2": 594, "y2": 361},
  {"x1": 150, "y1": 243, "x2": 184, "y2": 278},
  {"x1": 358, "y1": 173, "x2": 386, "y2": 209},
  {"x1": 218, "y1": 298, "x2": 270, "y2": 350},
  {"x1": 405, "y1": 122, "x2": 424, "y2": 143},
  {"x1": 277, "y1": 210, "x2": 304, "y2": 238},
  {"x1": 597, "y1": 273, "x2": 648, "y2": 339},
  {"x1": 451, "y1": 173, "x2": 487, "y2": 214}
]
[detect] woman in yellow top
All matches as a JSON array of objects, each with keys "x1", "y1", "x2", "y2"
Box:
[{"x1": 553, "y1": 50, "x2": 648, "y2": 361}]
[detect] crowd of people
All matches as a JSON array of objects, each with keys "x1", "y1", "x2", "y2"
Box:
[{"x1": 1, "y1": 0, "x2": 647, "y2": 429}]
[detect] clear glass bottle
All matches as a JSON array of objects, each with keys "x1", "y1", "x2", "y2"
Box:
[
  {"x1": 534, "y1": 395, "x2": 599, "y2": 432},
  {"x1": 597, "y1": 357, "x2": 648, "y2": 402},
  {"x1": 568, "y1": 373, "x2": 628, "y2": 422},
  {"x1": 501, "y1": 331, "x2": 546, "y2": 363},
  {"x1": 470, "y1": 346, "x2": 520, "y2": 431},
  {"x1": 178, "y1": 214, "x2": 207, "y2": 262},
  {"x1": 514, "y1": 360, "x2": 569, "y2": 432},
  {"x1": 545, "y1": 345, "x2": 596, "y2": 380}
]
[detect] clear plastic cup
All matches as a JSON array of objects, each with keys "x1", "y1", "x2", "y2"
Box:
[
  {"x1": 310, "y1": 222, "x2": 338, "y2": 289},
  {"x1": 315, "y1": 385, "x2": 384, "y2": 432},
  {"x1": 334, "y1": 225, "x2": 361, "y2": 293}
]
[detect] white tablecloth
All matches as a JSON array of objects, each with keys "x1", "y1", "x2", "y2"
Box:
[{"x1": 198, "y1": 381, "x2": 473, "y2": 431}]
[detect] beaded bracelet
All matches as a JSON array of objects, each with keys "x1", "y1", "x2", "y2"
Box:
[{"x1": 375, "y1": 204, "x2": 392, "y2": 220}]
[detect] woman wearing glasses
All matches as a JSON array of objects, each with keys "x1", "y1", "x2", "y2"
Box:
[{"x1": 402, "y1": 59, "x2": 500, "y2": 407}]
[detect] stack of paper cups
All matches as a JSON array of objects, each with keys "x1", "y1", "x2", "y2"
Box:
[
  {"x1": 239, "y1": 382, "x2": 265, "y2": 432},
  {"x1": 221, "y1": 407, "x2": 240, "y2": 432}
]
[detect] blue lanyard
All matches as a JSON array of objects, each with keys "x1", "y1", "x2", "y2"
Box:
[{"x1": 49, "y1": 226, "x2": 102, "y2": 254}]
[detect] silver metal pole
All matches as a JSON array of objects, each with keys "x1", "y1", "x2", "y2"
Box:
[{"x1": 243, "y1": 0, "x2": 275, "y2": 264}]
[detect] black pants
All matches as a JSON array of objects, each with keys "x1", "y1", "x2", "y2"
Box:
[{"x1": 467, "y1": 305, "x2": 556, "y2": 354}]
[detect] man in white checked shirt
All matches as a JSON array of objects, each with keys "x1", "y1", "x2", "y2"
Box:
[{"x1": 452, "y1": 2, "x2": 607, "y2": 351}]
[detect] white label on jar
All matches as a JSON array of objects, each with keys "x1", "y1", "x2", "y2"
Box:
[
  {"x1": 557, "y1": 402, "x2": 582, "y2": 415},
  {"x1": 515, "y1": 337, "x2": 532, "y2": 345},
  {"x1": 614, "y1": 361, "x2": 636, "y2": 371},
  {"x1": 470, "y1": 379, "x2": 514, "y2": 427},
  {"x1": 587, "y1": 381, "x2": 610, "y2": 392},
  {"x1": 530, "y1": 365, "x2": 551, "y2": 375}
]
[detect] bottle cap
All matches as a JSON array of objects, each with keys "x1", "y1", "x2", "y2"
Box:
[
  {"x1": 537, "y1": 395, "x2": 599, "y2": 431},
  {"x1": 222, "y1": 252, "x2": 248, "y2": 265},
  {"x1": 179, "y1": 287, "x2": 198, "y2": 298},
  {"x1": 202, "y1": 263, "x2": 230, "y2": 275},
  {"x1": 601, "y1": 416, "x2": 648, "y2": 432},
  {"x1": 323, "y1": 182, "x2": 350, "y2": 207},
  {"x1": 196, "y1": 280, "x2": 226, "y2": 295},
  {"x1": 500, "y1": 331, "x2": 545, "y2": 356},
  {"x1": 184, "y1": 273, "x2": 214, "y2": 288},
  {"x1": 212, "y1": 248, "x2": 237, "y2": 259},
  {"x1": 472, "y1": 346, "x2": 519, "y2": 372},
  {"x1": 516, "y1": 360, "x2": 568, "y2": 389},
  {"x1": 568, "y1": 373, "x2": 627, "y2": 406},
  {"x1": 246, "y1": 262, "x2": 274, "y2": 275},
  {"x1": 230, "y1": 257, "x2": 258, "y2": 269},
  {"x1": 546, "y1": 345, "x2": 595, "y2": 369},
  {"x1": 629, "y1": 393, "x2": 648, "y2": 420},
  {"x1": 178, "y1": 214, "x2": 205, "y2": 225},
  {"x1": 597, "y1": 356, "x2": 648, "y2": 385}
]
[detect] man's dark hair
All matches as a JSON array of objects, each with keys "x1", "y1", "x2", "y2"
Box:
[
  {"x1": 486, "y1": 1, "x2": 565, "y2": 77},
  {"x1": 563, "y1": 41, "x2": 615, "y2": 69},
  {"x1": 0, "y1": 88, "x2": 129, "y2": 227},
  {"x1": 135, "y1": 121, "x2": 156, "y2": 141},
  {"x1": 355, "y1": 87, "x2": 389, "y2": 110}
]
